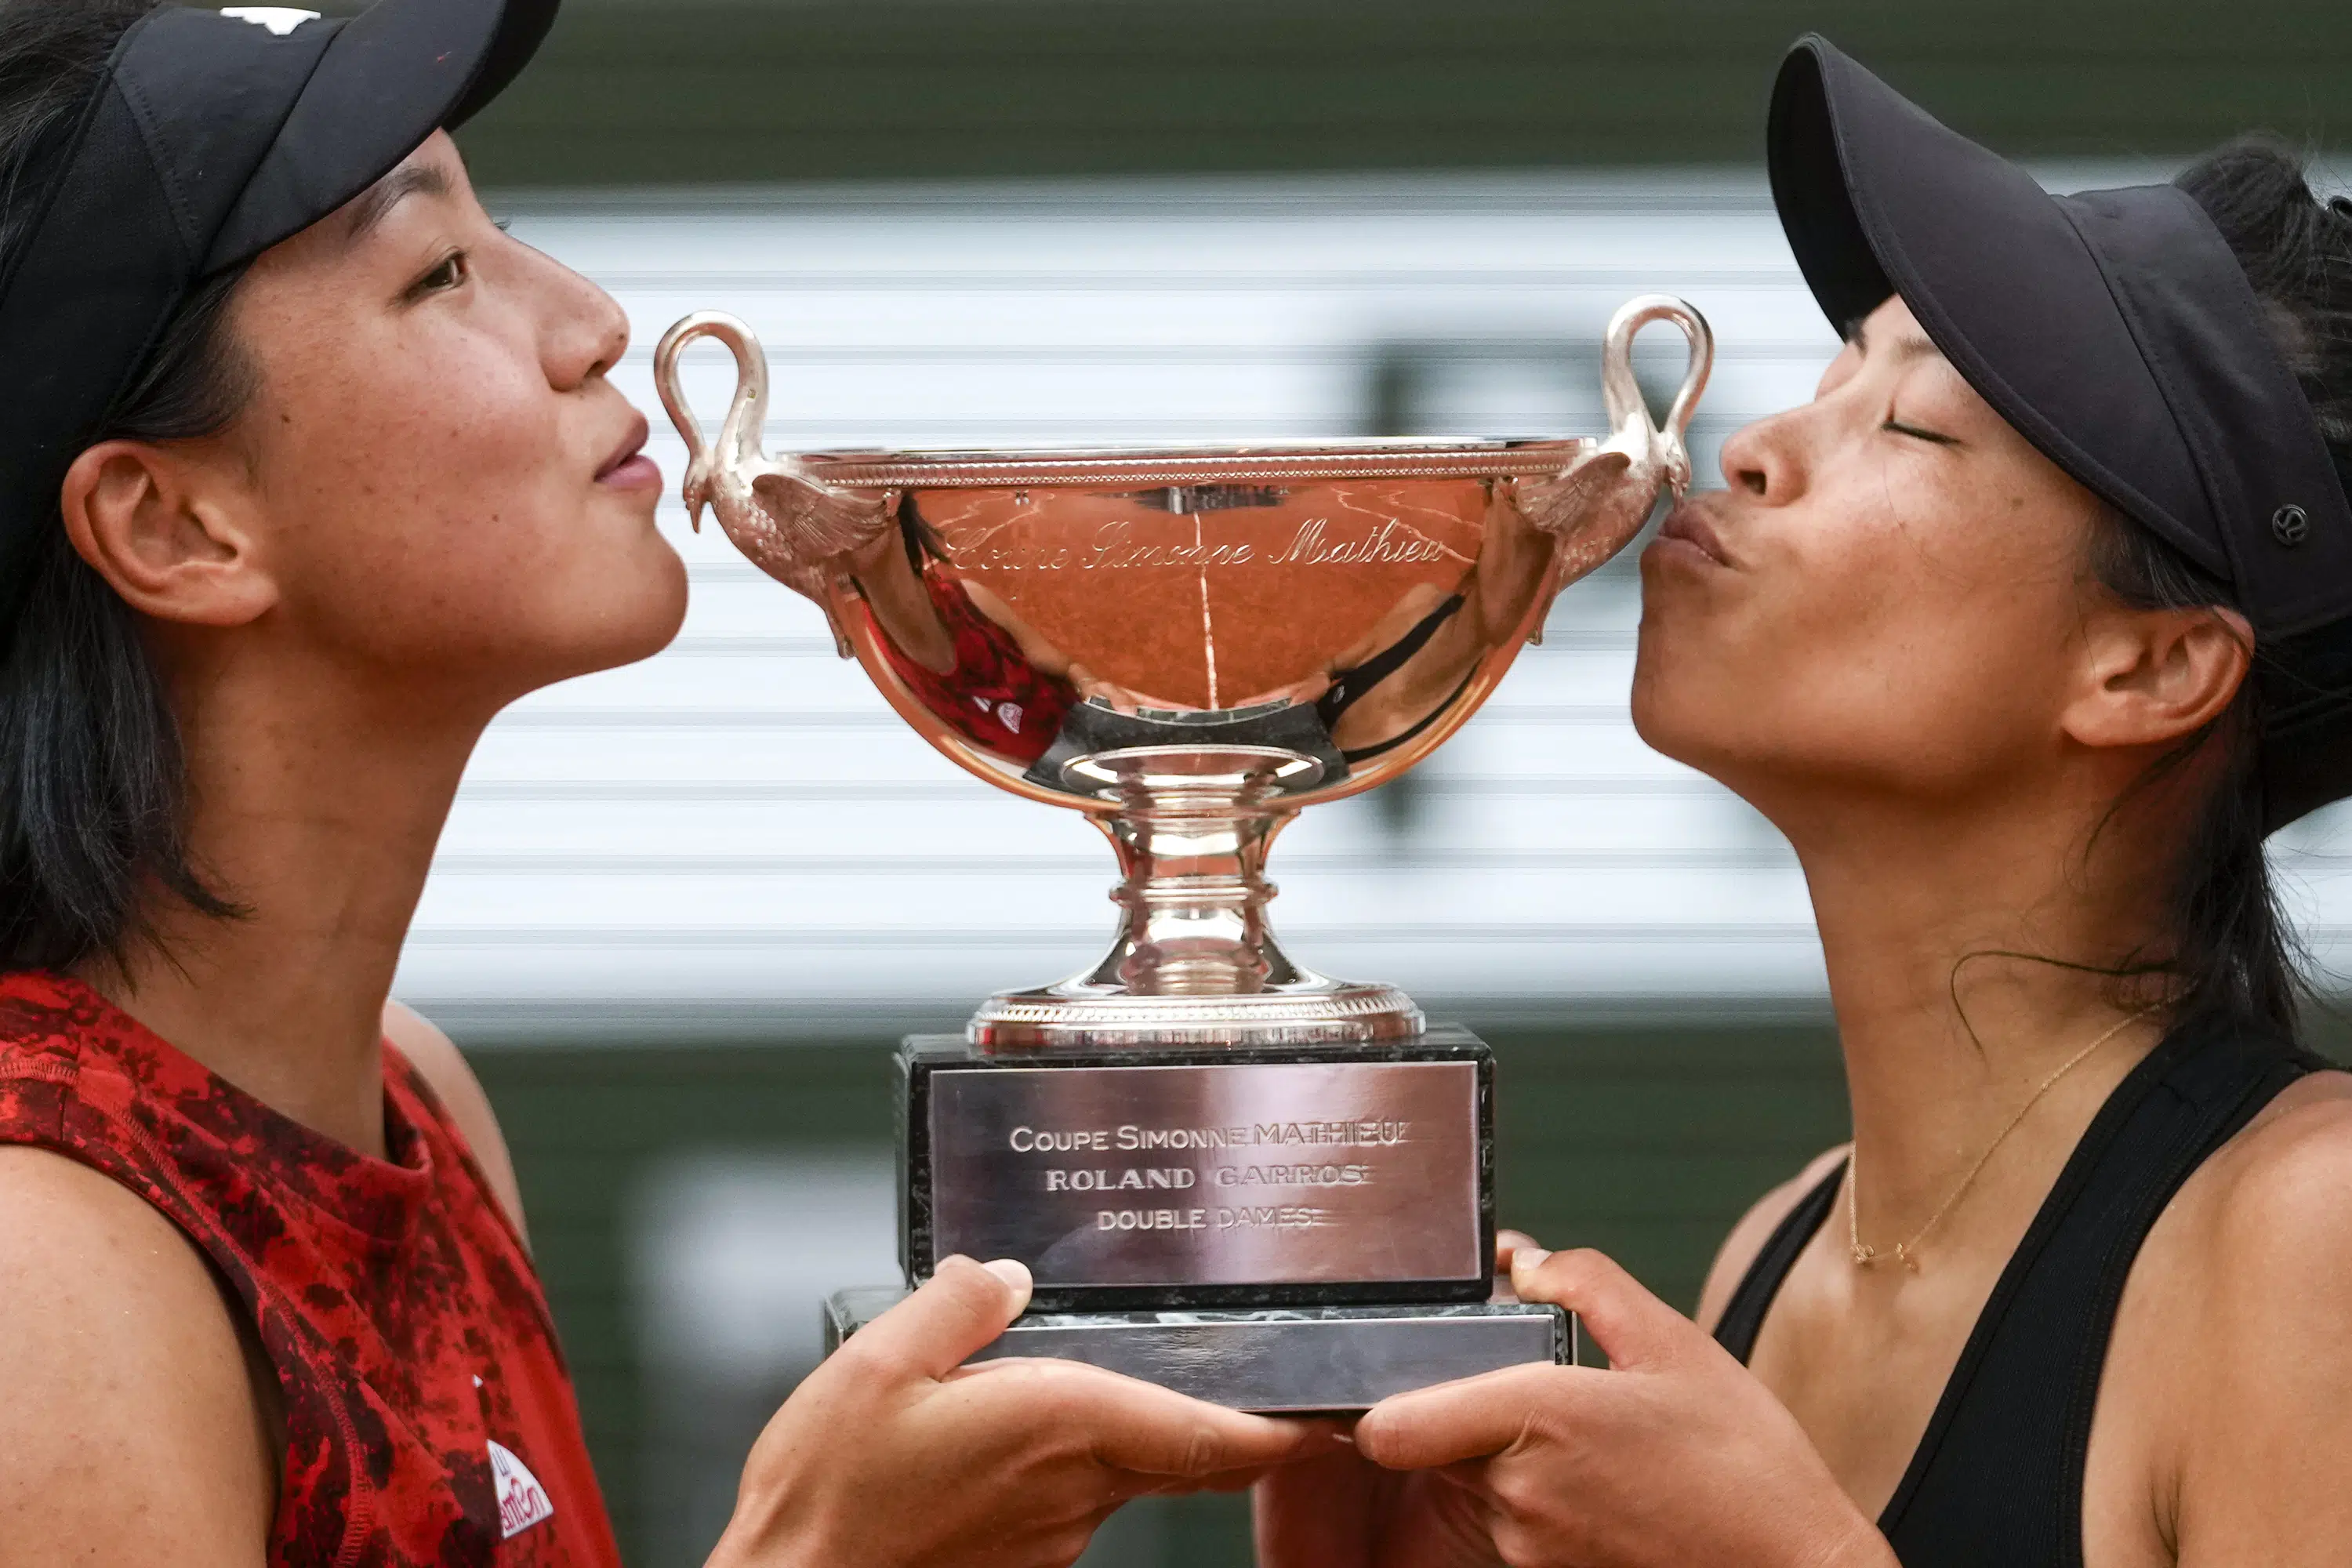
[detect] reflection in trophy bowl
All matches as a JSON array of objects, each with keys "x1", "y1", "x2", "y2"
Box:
[{"x1": 656, "y1": 299, "x2": 1713, "y2": 1049}]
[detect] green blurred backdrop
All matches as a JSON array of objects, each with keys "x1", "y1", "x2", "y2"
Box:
[{"x1": 456, "y1": 0, "x2": 2352, "y2": 187}]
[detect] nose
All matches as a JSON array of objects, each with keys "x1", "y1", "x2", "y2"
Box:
[
  {"x1": 1716, "y1": 404, "x2": 1809, "y2": 506},
  {"x1": 535, "y1": 249, "x2": 631, "y2": 391}
]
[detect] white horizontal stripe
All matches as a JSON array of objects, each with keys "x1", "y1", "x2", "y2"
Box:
[{"x1": 394, "y1": 168, "x2": 2352, "y2": 1029}]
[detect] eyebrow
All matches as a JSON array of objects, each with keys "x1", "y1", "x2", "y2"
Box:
[
  {"x1": 340, "y1": 162, "x2": 452, "y2": 246},
  {"x1": 1850, "y1": 319, "x2": 1944, "y2": 365}
]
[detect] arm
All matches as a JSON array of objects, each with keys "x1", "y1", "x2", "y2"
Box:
[
  {"x1": 0, "y1": 1146, "x2": 277, "y2": 1567},
  {"x1": 382, "y1": 1000, "x2": 528, "y2": 1247},
  {"x1": 959, "y1": 579, "x2": 1074, "y2": 679},
  {"x1": 2172, "y1": 1103, "x2": 2352, "y2": 1565},
  {"x1": 846, "y1": 526, "x2": 956, "y2": 676}
]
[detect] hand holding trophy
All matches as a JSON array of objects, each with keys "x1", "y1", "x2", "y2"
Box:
[{"x1": 655, "y1": 296, "x2": 1712, "y2": 1411}]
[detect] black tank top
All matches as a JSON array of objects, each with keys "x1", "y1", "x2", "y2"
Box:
[
  {"x1": 1712, "y1": 1021, "x2": 2326, "y2": 1566},
  {"x1": 1315, "y1": 594, "x2": 1473, "y2": 763}
]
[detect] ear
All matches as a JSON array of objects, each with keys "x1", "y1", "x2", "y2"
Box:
[
  {"x1": 58, "y1": 439, "x2": 277, "y2": 627},
  {"x1": 2061, "y1": 603, "x2": 2252, "y2": 752}
]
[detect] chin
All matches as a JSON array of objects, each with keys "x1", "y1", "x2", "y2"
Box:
[
  {"x1": 1629, "y1": 693, "x2": 1701, "y2": 772},
  {"x1": 1628, "y1": 641, "x2": 1697, "y2": 753},
  {"x1": 585, "y1": 553, "x2": 691, "y2": 670},
  {"x1": 1630, "y1": 664, "x2": 1759, "y2": 785},
  {"x1": 509, "y1": 545, "x2": 691, "y2": 688}
]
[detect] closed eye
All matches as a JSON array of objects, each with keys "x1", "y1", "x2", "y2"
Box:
[{"x1": 1882, "y1": 419, "x2": 1961, "y2": 447}]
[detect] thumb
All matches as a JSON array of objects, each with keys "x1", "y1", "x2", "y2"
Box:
[
  {"x1": 1508, "y1": 1247, "x2": 1690, "y2": 1370},
  {"x1": 846, "y1": 1255, "x2": 1032, "y2": 1381},
  {"x1": 1494, "y1": 1229, "x2": 1543, "y2": 1278}
]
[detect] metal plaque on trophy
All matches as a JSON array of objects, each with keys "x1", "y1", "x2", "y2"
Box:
[{"x1": 654, "y1": 296, "x2": 1711, "y2": 1411}]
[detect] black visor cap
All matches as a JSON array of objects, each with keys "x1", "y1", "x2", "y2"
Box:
[
  {"x1": 1767, "y1": 36, "x2": 2352, "y2": 832},
  {"x1": 215, "y1": 0, "x2": 557, "y2": 268}
]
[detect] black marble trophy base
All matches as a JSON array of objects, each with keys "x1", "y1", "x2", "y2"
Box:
[{"x1": 823, "y1": 1289, "x2": 1576, "y2": 1414}]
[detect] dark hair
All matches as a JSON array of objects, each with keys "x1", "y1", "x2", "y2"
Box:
[
  {"x1": 0, "y1": 0, "x2": 256, "y2": 975},
  {"x1": 2082, "y1": 140, "x2": 2352, "y2": 1036}
]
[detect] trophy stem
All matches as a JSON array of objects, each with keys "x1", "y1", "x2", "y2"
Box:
[
  {"x1": 1090, "y1": 747, "x2": 1298, "y2": 996},
  {"x1": 970, "y1": 746, "x2": 1425, "y2": 1050}
]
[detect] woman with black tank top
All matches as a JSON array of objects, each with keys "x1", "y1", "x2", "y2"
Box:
[{"x1": 1258, "y1": 36, "x2": 2352, "y2": 1568}]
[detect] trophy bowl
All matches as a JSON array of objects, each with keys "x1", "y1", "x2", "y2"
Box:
[{"x1": 655, "y1": 296, "x2": 1714, "y2": 1052}]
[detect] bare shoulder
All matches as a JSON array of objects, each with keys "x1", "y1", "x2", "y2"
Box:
[
  {"x1": 0, "y1": 1145, "x2": 274, "y2": 1566},
  {"x1": 2176, "y1": 1069, "x2": 2352, "y2": 1293},
  {"x1": 2143, "y1": 1072, "x2": 2352, "y2": 1559},
  {"x1": 1694, "y1": 1144, "x2": 1849, "y2": 1334},
  {"x1": 381, "y1": 1001, "x2": 528, "y2": 1247}
]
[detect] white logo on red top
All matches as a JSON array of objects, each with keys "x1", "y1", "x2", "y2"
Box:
[
  {"x1": 971, "y1": 695, "x2": 1025, "y2": 732},
  {"x1": 488, "y1": 1439, "x2": 556, "y2": 1541}
]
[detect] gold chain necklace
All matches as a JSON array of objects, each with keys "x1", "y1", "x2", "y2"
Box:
[{"x1": 1847, "y1": 1005, "x2": 2160, "y2": 1271}]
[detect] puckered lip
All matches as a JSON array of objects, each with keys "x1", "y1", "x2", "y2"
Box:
[
  {"x1": 1654, "y1": 499, "x2": 1737, "y2": 568},
  {"x1": 594, "y1": 412, "x2": 652, "y2": 481}
]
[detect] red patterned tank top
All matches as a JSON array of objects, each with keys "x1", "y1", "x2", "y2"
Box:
[
  {"x1": 870, "y1": 566, "x2": 1079, "y2": 765},
  {"x1": 0, "y1": 971, "x2": 621, "y2": 1568}
]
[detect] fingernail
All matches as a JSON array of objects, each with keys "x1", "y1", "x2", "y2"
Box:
[
  {"x1": 1514, "y1": 1247, "x2": 1552, "y2": 1272},
  {"x1": 982, "y1": 1258, "x2": 1034, "y2": 1310}
]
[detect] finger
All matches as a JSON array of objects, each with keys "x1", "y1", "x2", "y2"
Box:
[
  {"x1": 1140, "y1": 1458, "x2": 1307, "y2": 1498},
  {"x1": 1055, "y1": 1369, "x2": 1336, "y2": 1478},
  {"x1": 1509, "y1": 1246, "x2": 1690, "y2": 1370},
  {"x1": 843, "y1": 1255, "x2": 1031, "y2": 1381},
  {"x1": 1355, "y1": 1363, "x2": 1594, "y2": 1470},
  {"x1": 1494, "y1": 1229, "x2": 1542, "y2": 1295},
  {"x1": 944, "y1": 1354, "x2": 1338, "y2": 1472}
]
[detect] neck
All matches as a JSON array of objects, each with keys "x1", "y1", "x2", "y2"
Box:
[
  {"x1": 1778, "y1": 773, "x2": 2174, "y2": 1253},
  {"x1": 79, "y1": 641, "x2": 492, "y2": 1156}
]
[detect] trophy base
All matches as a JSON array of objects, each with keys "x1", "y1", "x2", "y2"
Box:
[
  {"x1": 822, "y1": 1290, "x2": 1573, "y2": 1414},
  {"x1": 970, "y1": 976, "x2": 1425, "y2": 1051}
]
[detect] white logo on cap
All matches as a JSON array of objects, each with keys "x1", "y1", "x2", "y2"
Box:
[{"x1": 219, "y1": 7, "x2": 320, "y2": 34}]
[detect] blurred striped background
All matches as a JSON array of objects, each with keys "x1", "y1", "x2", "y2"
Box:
[{"x1": 413, "y1": 167, "x2": 2352, "y2": 1044}]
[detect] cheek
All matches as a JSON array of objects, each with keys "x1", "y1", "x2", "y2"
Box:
[
  {"x1": 292, "y1": 352, "x2": 555, "y2": 582},
  {"x1": 1635, "y1": 493, "x2": 2077, "y2": 793},
  {"x1": 254, "y1": 343, "x2": 681, "y2": 673}
]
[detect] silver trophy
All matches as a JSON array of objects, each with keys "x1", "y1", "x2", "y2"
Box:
[{"x1": 656, "y1": 297, "x2": 1711, "y2": 1410}]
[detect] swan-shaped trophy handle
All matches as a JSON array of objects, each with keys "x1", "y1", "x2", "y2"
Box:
[
  {"x1": 1601, "y1": 294, "x2": 1713, "y2": 492},
  {"x1": 1515, "y1": 293, "x2": 1715, "y2": 596},
  {"x1": 653, "y1": 310, "x2": 895, "y2": 658}
]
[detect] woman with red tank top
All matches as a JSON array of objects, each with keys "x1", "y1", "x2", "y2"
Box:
[{"x1": 0, "y1": 4, "x2": 1322, "y2": 1566}]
